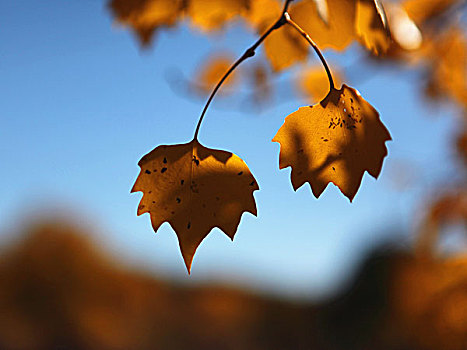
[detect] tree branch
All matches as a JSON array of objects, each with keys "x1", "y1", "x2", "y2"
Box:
[
  {"x1": 284, "y1": 13, "x2": 335, "y2": 90},
  {"x1": 193, "y1": 0, "x2": 295, "y2": 141}
]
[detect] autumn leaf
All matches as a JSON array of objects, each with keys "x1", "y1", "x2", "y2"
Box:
[
  {"x1": 290, "y1": 0, "x2": 356, "y2": 51},
  {"x1": 403, "y1": 0, "x2": 461, "y2": 26},
  {"x1": 131, "y1": 140, "x2": 258, "y2": 272},
  {"x1": 109, "y1": 0, "x2": 184, "y2": 46},
  {"x1": 262, "y1": 0, "x2": 391, "y2": 71},
  {"x1": 187, "y1": 0, "x2": 249, "y2": 31},
  {"x1": 263, "y1": 25, "x2": 309, "y2": 71},
  {"x1": 273, "y1": 84, "x2": 391, "y2": 201},
  {"x1": 356, "y1": 0, "x2": 391, "y2": 55},
  {"x1": 425, "y1": 28, "x2": 467, "y2": 107},
  {"x1": 245, "y1": 0, "x2": 282, "y2": 32}
]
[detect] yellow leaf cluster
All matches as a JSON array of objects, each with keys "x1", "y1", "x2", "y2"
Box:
[
  {"x1": 109, "y1": 0, "x2": 391, "y2": 65},
  {"x1": 132, "y1": 140, "x2": 258, "y2": 272},
  {"x1": 263, "y1": 0, "x2": 391, "y2": 71}
]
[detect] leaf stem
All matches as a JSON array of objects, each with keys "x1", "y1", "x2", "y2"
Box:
[
  {"x1": 284, "y1": 13, "x2": 335, "y2": 90},
  {"x1": 193, "y1": 0, "x2": 295, "y2": 141}
]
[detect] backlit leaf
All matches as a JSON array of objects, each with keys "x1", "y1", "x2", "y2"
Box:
[
  {"x1": 403, "y1": 0, "x2": 460, "y2": 26},
  {"x1": 245, "y1": 0, "x2": 282, "y2": 32},
  {"x1": 356, "y1": 0, "x2": 391, "y2": 55},
  {"x1": 263, "y1": 25, "x2": 309, "y2": 71},
  {"x1": 131, "y1": 140, "x2": 258, "y2": 272},
  {"x1": 109, "y1": 0, "x2": 184, "y2": 45},
  {"x1": 187, "y1": 0, "x2": 250, "y2": 31},
  {"x1": 425, "y1": 28, "x2": 467, "y2": 107},
  {"x1": 290, "y1": 0, "x2": 356, "y2": 51},
  {"x1": 273, "y1": 84, "x2": 391, "y2": 201}
]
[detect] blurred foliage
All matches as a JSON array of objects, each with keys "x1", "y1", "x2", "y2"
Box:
[{"x1": 0, "y1": 218, "x2": 465, "y2": 350}]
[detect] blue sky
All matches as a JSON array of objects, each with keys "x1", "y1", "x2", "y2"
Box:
[{"x1": 0, "y1": 0, "x2": 460, "y2": 299}]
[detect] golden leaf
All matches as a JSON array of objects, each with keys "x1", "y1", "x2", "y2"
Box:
[
  {"x1": 131, "y1": 140, "x2": 258, "y2": 272},
  {"x1": 297, "y1": 64, "x2": 342, "y2": 103},
  {"x1": 290, "y1": 0, "x2": 356, "y2": 51},
  {"x1": 263, "y1": 25, "x2": 309, "y2": 71},
  {"x1": 425, "y1": 28, "x2": 467, "y2": 107},
  {"x1": 273, "y1": 84, "x2": 391, "y2": 201},
  {"x1": 245, "y1": 0, "x2": 282, "y2": 32},
  {"x1": 262, "y1": 0, "x2": 390, "y2": 70},
  {"x1": 109, "y1": 0, "x2": 184, "y2": 45},
  {"x1": 403, "y1": 0, "x2": 460, "y2": 26},
  {"x1": 187, "y1": 0, "x2": 249, "y2": 31},
  {"x1": 356, "y1": 0, "x2": 391, "y2": 55}
]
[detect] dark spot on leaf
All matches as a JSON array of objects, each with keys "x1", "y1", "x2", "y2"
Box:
[
  {"x1": 176, "y1": 197, "x2": 181, "y2": 203},
  {"x1": 145, "y1": 170, "x2": 151, "y2": 174},
  {"x1": 323, "y1": 139, "x2": 328, "y2": 142},
  {"x1": 181, "y1": 179, "x2": 184, "y2": 185},
  {"x1": 237, "y1": 171, "x2": 243, "y2": 176},
  {"x1": 152, "y1": 201, "x2": 155, "y2": 204},
  {"x1": 187, "y1": 222, "x2": 191, "y2": 229},
  {"x1": 332, "y1": 167, "x2": 335, "y2": 171},
  {"x1": 216, "y1": 197, "x2": 220, "y2": 201},
  {"x1": 163, "y1": 157, "x2": 167, "y2": 164},
  {"x1": 161, "y1": 167, "x2": 167, "y2": 173},
  {"x1": 153, "y1": 169, "x2": 157, "y2": 172},
  {"x1": 192, "y1": 156, "x2": 200, "y2": 166},
  {"x1": 171, "y1": 211, "x2": 175, "y2": 214},
  {"x1": 148, "y1": 191, "x2": 152, "y2": 194},
  {"x1": 249, "y1": 181, "x2": 255, "y2": 186},
  {"x1": 138, "y1": 204, "x2": 145, "y2": 210}
]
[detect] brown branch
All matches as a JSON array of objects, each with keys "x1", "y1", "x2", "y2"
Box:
[
  {"x1": 193, "y1": 0, "x2": 295, "y2": 141},
  {"x1": 284, "y1": 13, "x2": 335, "y2": 90}
]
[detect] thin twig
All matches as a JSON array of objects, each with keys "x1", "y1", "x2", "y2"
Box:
[
  {"x1": 193, "y1": 0, "x2": 295, "y2": 141},
  {"x1": 284, "y1": 13, "x2": 335, "y2": 90}
]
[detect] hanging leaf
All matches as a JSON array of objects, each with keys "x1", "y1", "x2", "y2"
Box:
[
  {"x1": 273, "y1": 84, "x2": 391, "y2": 201},
  {"x1": 131, "y1": 140, "x2": 259, "y2": 272}
]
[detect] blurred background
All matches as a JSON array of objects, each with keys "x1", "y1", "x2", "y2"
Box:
[{"x1": 0, "y1": 0, "x2": 466, "y2": 349}]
